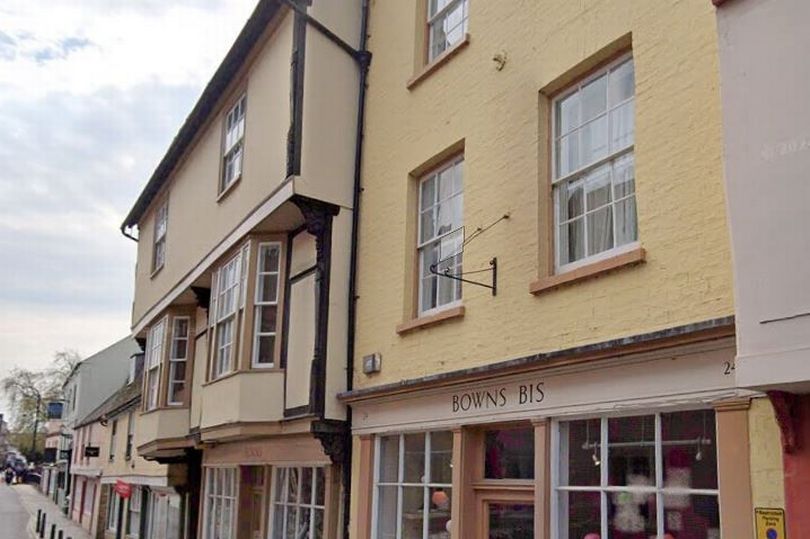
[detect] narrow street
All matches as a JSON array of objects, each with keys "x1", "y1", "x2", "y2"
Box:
[{"x1": 0, "y1": 483, "x2": 32, "y2": 539}]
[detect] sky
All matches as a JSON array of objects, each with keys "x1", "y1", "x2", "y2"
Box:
[{"x1": 0, "y1": 0, "x2": 259, "y2": 385}]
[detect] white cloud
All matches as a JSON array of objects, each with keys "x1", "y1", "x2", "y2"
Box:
[{"x1": 0, "y1": 0, "x2": 259, "y2": 382}]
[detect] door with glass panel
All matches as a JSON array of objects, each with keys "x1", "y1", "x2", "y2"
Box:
[
  {"x1": 554, "y1": 410, "x2": 720, "y2": 539},
  {"x1": 475, "y1": 425, "x2": 536, "y2": 539}
]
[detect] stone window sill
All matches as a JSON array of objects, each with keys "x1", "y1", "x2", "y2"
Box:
[
  {"x1": 529, "y1": 247, "x2": 646, "y2": 295},
  {"x1": 397, "y1": 305, "x2": 465, "y2": 334},
  {"x1": 407, "y1": 34, "x2": 470, "y2": 90}
]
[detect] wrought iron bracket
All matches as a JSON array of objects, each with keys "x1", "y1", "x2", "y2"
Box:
[{"x1": 430, "y1": 257, "x2": 498, "y2": 296}]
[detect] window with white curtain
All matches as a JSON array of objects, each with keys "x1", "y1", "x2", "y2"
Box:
[
  {"x1": 221, "y1": 95, "x2": 246, "y2": 193},
  {"x1": 372, "y1": 431, "x2": 453, "y2": 539},
  {"x1": 127, "y1": 487, "x2": 142, "y2": 538},
  {"x1": 144, "y1": 317, "x2": 167, "y2": 411},
  {"x1": 427, "y1": 0, "x2": 469, "y2": 61},
  {"x1": 418, "y1": 157, "x2": 464, "y2": 316},
  {"x1": 107, "y1": 486, "x2": 121, "y2": 531},
  {"x1": 553, "y1": 55, "x2": 637, "y2": 271},
  {"x1": 167, "y1": 317, "x2": 189, "y2": 404},
  {"x1": 204, "y1": 468, "x2": 237, "y2": 539},
  {"x1": 554, "y1": 410, "x2": 720, "y2": 539},
  {"x1": 271, "y1": 466, "x2": 326, "y2": 539},
  {"x1": 253, "y1": 243, "x2": 281, "y2": 367}
]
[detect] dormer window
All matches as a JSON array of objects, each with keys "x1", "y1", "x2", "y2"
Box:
[{"x1": 221, "y1": 95, "x2": 247, "y2": 195}]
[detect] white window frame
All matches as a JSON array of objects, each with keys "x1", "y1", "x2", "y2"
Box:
[
  {"x1": 108, "y1": 419, "x2": 117, "y2": 462},
  {"x1": 212, "y1": 253, "x2": 242, "y2": 379},
  {"x1": 417, "y1": 157, "x2": 464, "y2": 317},
  {"x1": 427, "y1": 0, "x2": 469, "y2": 62},
  {"x1": 371, "y1": 431, "x2": 454, "y2": 539},
  {"x1": 127, "y1": 487, "x2": 142, "y2": 538},
  {"x1": 153, "y1": 200, "x2": 168, "y2": 273},
  {"x1": 125, "y1": 411, "x2": 134, "y2": 461},
  {"x1": 144, "y1": 317, "x2": 167, "y2": 411},
  {"x1": 270, "y1": 466, "x2": 326, "y2": 539},
  {"x1": 107, "y1": 486, "x2": 120, "y2": 532},
  {"x1": 550, "y1": 410, "x2": 720, "y2": 539},
  {"x1": 252, "y1": 242, "x2": 281, "y2": 368},
  {"x1": 203, "y1": 467, "x2": 237, "y2": 539},
  {"x1": 552, "y1": 54, "x2": 638, "y2": 273},
  {"x1": 220, "y1": 95, "x2": 247, "y2": 194},
  {"x1": 167, "y1": 316, "x2": 190, "y2": 405}
]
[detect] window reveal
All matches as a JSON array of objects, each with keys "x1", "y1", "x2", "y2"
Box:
[
  {"x1": 418, "y1": 157, "x2": 464, "y2": 315},
  {"x1": 145, "y1": 318, "x2": 167, "y2": 411},
  {"x1": 167, "y1": 317, "x2": 190, "y2": 405},
  {"x1": 253, "y1": 243, "x2": 281, "y2": 367},
  {"x1": 427, "y1": 0, "x2": 469, "y2": 61},
  {"x1": 553, "y1": 56, "x2": 637, "y2": 270}
]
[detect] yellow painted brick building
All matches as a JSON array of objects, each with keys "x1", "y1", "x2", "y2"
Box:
[{"x1": 341, "y1": 1, "x2": 782, "y2": 537}]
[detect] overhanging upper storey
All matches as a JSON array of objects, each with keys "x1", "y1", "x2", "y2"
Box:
[{"x1": 125, "y1": 0, "x2": 363, "y2": 329}]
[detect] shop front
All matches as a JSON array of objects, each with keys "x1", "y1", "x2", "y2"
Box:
[
  {"x1": 347, "y1": 336, "x2": 758, "y2": 539},
  {"x1": 101, "y1": 477, "x2": 188, "y2": 539},
  {"x1": 198, "y1": 433, "x2": 342, "y2": 539}
]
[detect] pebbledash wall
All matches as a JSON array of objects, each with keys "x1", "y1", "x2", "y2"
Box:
[{"x1": 343, "y1": 0, "x2": 784, "y2": 538}]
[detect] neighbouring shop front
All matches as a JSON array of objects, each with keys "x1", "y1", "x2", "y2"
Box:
[
  {"x1": 199, "y1": 434, "x2": 341, "y2": 539},
  {"x1": 102, "y1": 478, "x2": 188, "y2": 539},
  {"x1": 347, "y1": 336, "x2": 758, "y2": 538}
]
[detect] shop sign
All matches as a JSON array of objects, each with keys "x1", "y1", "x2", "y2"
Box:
[
  {"x1": 451, "y1": 382, "x2": 545, "y2": 413},
  {"x1": 83, "y1": 446, "x2": 100, "y2": 457},
  {"x1": 114, "y1": 479, "x2": 132, "y2": 499},
  {"x1": 755, "y1": 508, "x2": 786, "y2": 539}
]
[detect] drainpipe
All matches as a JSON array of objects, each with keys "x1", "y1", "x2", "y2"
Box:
[{"x1": 344, "y1": 1, "x2": 371, "y2": 537}]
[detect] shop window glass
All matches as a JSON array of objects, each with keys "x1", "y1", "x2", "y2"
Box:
[
  {"x1": 556, "y1": 410, "x2": 720, "y2": 539},
  {"x1": 271, "y1": 466, "x2": 325, "y2": 539},
  {"x1": 484, "y1": 427, "x2": 534, "y2": 479},
  {"x1": 488, "y1": 503, "x2": 534, "y2": 538},
  {"x1": 373, "y1": 431, "x2": 453, "y2": 539}
]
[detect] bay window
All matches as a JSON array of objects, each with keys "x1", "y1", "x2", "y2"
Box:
[
  {"x1": 554, "y1": 410, "x2": 719, "y2": 539},
  {"x1": 167, "y1": 317, "x2": 189, "y2": 405},
  {"x1": 427, "y1": 0, "x2": 469, "y2": 61},
  {"x1": 221, "y1": 95, "x2": 246, "y2": 193},
  {"x1": 418, "y1": 157, "x2": 464, "y2": 315},
  {"x1": 211, "y1": 251, "x2": 244, "y2": 379},
  {"x1": 153, "y1": 201, "x2": 168, "y2": 273},
  {"x1": 373, "y1": 431, "x2": 453, "y2": 539},
  {"x1": 204, "y1": 467, "x2": 237, "y2": 539},
  {"x1": 253, "y1": 243, "x2": 281, "y2": 367},
  {"x1": 553, "y1": 55, "x2": 637, "y2": 270},
  {"x1": 144, "y1": 318, "x2": 167, "y2": 411},
  {"x1": 271, "y1": 466, "x2": 326, "y2": 539}
]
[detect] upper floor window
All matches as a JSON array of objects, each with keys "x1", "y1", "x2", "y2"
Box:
[
  {"x1": 418, "y1": 157, "x2": 464, "y2": 315},
  {"x1": 144, "y1": 317, "x2": 167, "y2": 411},
  {"x1": 210, "y1": 245, "x2": 248, "y2": 379},
  {"x1": 108, "y1": 419, "x2": 117, "y2": 462},
  {"x1": 167, "y1": 317, "x2": 190, "y2": 405},
  {"x1": 253, "y1": 243, "x2": 281, "y2": 367},
  {"x1": 428, "y1": 0, "x2": 469, "y2": 61},
  {"x1": 221, "y1": 95, "x2": 247, "y2": 194},
  {"x1": 125, "y1": 412, "x2": 134, "y2": 460},
  {"x1": 152, "y1": 201, "x2": 168, "y2": 273},
  {"x1": 553, "y1": 56, "x2": 637, "y2": 271}
]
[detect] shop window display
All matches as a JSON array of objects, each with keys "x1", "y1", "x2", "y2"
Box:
[{"x1": 556, "y1": 410, "x2": 720, "y2": 539}]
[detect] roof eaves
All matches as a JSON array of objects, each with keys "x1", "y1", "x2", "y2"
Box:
[{"x1": 121, "y1": 0, "x2": 283, "y2": 229}]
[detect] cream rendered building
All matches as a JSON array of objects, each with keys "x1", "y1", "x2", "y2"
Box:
[
  {"x1": 121, "y1": 1, "x2": 369, "y2": 538},
  {"x1": 342, "y1": 1, "x2": 781, "y2": 538}
]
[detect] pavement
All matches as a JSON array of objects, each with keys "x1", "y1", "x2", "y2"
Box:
[{"x1": 1, "y1": 483, "x2": 90, "y2": 539}]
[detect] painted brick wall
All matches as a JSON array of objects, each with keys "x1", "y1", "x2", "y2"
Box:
[{"x1": 354, "y1": 0, "x2": 733, "y2": 388}]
